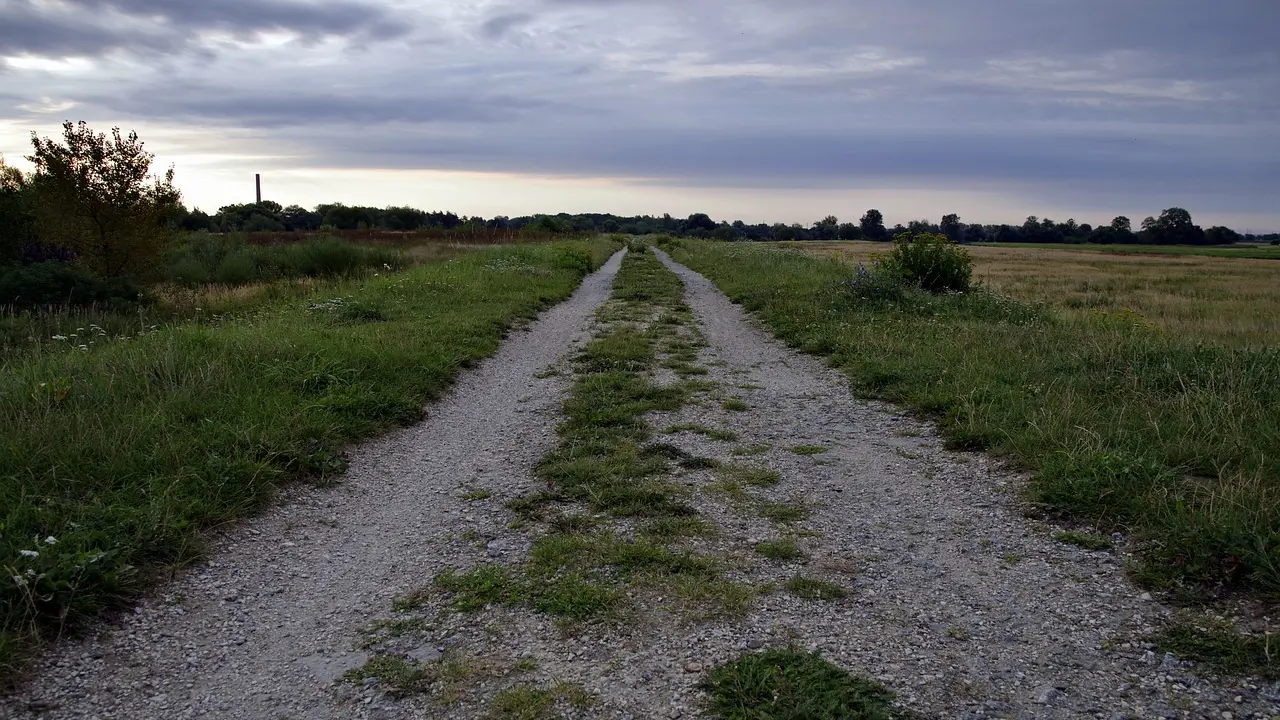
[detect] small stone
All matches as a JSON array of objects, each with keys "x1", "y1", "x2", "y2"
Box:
[
  {"x1": 1140, "y1": 592, "x2": 1152, "y2": 601},
  {"x1": 408, "y1": 646, "x2": 442, "y2": 663},
  {"x1": 1034, "y1": 686, "x2": 1061, "y2": 705},
  {"x1": 684, "y1": 662, "x2": 703, "y2": 674},
  {"x1": 747, "y1": 639, "x2": 765, "y2": 650}
]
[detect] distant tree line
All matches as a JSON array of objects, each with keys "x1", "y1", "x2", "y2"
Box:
[{"x1": 172, "y1": 202, "x2": 1276, "y2": 247}]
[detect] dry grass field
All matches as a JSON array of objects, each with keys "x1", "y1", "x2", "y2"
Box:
[{"x1": 783, "y1": 241, "x2": 1280, "y2": 347}]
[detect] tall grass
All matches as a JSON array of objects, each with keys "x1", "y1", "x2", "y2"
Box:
[
  {"x1": 0, "y1": 239, "x2": 618, "y2": 682},
  {"x1": 671, "y1": 241, "x2": 1280, "y2": 596},
  {"x1": 166, "y1": 233, "x2": 405, "y2": 286}
]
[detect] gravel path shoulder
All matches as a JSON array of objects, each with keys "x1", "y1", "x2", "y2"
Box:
[
  {"x1": 3, "y1": 251, "x2": 626, "y2": 720},
  {"x1": 651, "y1": 249, "x2": 1279, "y2": 719}
]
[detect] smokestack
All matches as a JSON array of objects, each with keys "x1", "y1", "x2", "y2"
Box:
[{"x1": 255, "y1": 174, "x2": 262, "y2": 204}]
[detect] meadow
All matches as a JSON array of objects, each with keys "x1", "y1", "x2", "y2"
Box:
[
  {"x1": 970, "y1": 242, "x2": 1280, "y2": 261},
  {"x1": 0, "y1": 237, "x2": 617, "y2": 681},
  {"x1": 669, "y1": 239, "x2": 1280, "y2": 599},
  {"x1": 788, "y1": 241, "x2": 1280, "y2": 346}
]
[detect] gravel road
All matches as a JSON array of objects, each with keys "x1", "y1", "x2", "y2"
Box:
[
  {"x1": 5, "y1": 247, "x2": 1277, "y2": 720},
  {"x1": 3, "y1": 251, "x2": 626, "y2": 720}
]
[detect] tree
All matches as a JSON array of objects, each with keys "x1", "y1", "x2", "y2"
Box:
[
  {"x1": 1, "y1": 155, "x2": 36, "y2": 263},
  {"x1": 940, "y1": 213, "x2": 963, "y2": 242},
  {"x1": 860, "y1": 209, "x2": 887, "y2": 240},
  {"x1": 1143, "y1": 207, "x2": 1204, "y2": 245},
  {"x1": 684, "y1": 213, "x2": 716, "y2": 233},
  {"x1": 837, "y1": 223, "x2": 863, "y2": 240},
  {"x1": 1111, "y1": 216, "x2": 1131, "y2": 233},
  {"x1": 26, "y1": 122, "x2": 181, "y2": 279},
  {"x1": 812, "y1": 215, "x2": 839, "y2": 240},
  {"x1": 1204, "y1": 226, "x2": 1241, "y2": 245}
]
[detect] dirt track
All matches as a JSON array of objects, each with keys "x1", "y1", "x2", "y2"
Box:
[{"x1": 6, "y1": 248, "x2": 1276, "y2": 719}]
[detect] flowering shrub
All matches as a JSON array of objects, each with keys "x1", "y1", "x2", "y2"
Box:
[{"x1": 882, "y1": 232, "x2": 972, "y2": 293}]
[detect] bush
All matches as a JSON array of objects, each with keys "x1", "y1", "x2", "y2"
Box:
[
  {"x1": 214, "y1": 251, "x2": 256, "y2": 285},
  {"x1": 0, "y1": 262, "x2": 149, "y2": 310},
  {"x1": 838, "y1": 263, "x2": 907, "y2": 305},
  {"x1": 883, "y1": 231, "x2": 972, "y2": 293},
  {"x1": 165, "y1": 234, "x2": 405, "y2": 286}
]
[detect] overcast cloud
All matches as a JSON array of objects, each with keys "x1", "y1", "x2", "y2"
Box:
[{"x1": 1, "y1": 0, "x2": 1276, "y2": 226}]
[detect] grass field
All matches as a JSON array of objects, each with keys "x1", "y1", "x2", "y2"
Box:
[
  {"x1": 971, "y1": 242, "x2": 1280, "y2": 260},
  {"x1": 669, "y1": 239, "x2": 1279, "y2": 599},
  {"x1": 786, "y1": 241, "x2": 1280, "y2": 347},
  {"x1": 0, "y1": 238, "x2": 617, "y2": 682}
]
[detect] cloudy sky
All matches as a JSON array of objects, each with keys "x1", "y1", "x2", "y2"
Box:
[{"x1": 1, "y1": 0, "x2": 1277, "y2": 229}]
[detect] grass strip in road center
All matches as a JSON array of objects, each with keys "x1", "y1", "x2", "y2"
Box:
[{"x1": 435, "y1": 245, "x2": 754, "y2": 622}]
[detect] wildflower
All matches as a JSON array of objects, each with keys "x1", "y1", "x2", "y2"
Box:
[
  {"x1": 51, "y1": 335, "x2": 68, "y2": 341},
  {"x1": 44, "y1": 536, "x2": 57, "y2": 545},
  {"x1": 19, "y1": 550, "x2": 38, "y2": 558},
  {"x1": 11, "y1": 575, "x2": 24, "y2": 587}
]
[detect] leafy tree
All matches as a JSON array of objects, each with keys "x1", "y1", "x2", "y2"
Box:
[
  {"x1": 1111, "y1": 216, "x2": 1131, "y2": 233},
  {"x1": 26, "y1": 121, "x2": 181, "y2": 279},
  {"x1": 684, "y1": 213, "x2": 716, "y2": 233},
  {"x1": 860, "y1": 209, "x2": 887, "y2": 240},
  {"x1": 1204, "y1": 226, "x2": 1241, "y2": 245},
  {"x1": 773, "y1": 223, "x2": 799, "y2": 242},
  {"x1": 712, "y1": 225, "x2": 738, "y2": 242},
  {"x1": 837, "y1": 223, "x2": 863, "y2": 241},
  {"x1": 1, "y1": 155, "x2": 36, "y2": 263},
  {"x1": 812, "y1": 215, "x2": 839, "y2": 240},
  {"x1": 1143, "y1": 207, "x2": 1204, "y2": 245},
  {"x1": 940, "y1": 213, "x2": 963, "y2": 242}
]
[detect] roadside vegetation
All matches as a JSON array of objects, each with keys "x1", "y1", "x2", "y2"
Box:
[
  {"x1": 669, "y1": 238, "x2": 1279, "y2": 605},
  {"x1": 0, "y1": 236, "x2": 616, "y2": 683}
]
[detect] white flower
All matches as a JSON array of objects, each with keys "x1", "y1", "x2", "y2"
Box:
[
  {"x1": 11, "y1": 575, "x2": 24, "y2": 587},
  {"x1": 51, "y1": 335, "x2": 68, "y2": 341},
  {"x1": 44, "y1": 536, "x2": 57, "y2": 545},
  {"x1": 19, "y1": 550, "x2": 38, "y2": 558}
]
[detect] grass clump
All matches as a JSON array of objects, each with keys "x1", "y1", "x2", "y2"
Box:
[
  {"x1": 665, "y1": 424, "x2": 739, "y2": 442},
  {"x1": 719, "y1": 464, "x2": 782, "y2": 487},
  {"x1": 671, "y1": 239, "x2": 1280, "y2": 595},
  {"x1": 723, "y1": 398, "x2": 751, "y2": 412},
  {"x1": 758, "y1": 501, "x2": 810, "y2": 524},
  {"x1": 345, "y1": 655, "x2": 435, "y2": 697},
  {"x1": 785, "y1": 576, "x2": 848, "y2": 601},
  {"x1": 1154, "y1": 618, "x2": 1278, "y2": 680},
  {"x1": 1052, "y1": 530, "x2": 1112, "y2": 551},
  {"x1": 755, "y1": 538, "x2": 808, "y2": 563},
  {"x1": 489, "y1": 682, "x2": 595, "y2": 719},
  {"x1": 0, "y1": 238, "x2": 619, "y2": 681},
  {"x1": 702, "y1": 648, "x2": 901, "y2": 719}
]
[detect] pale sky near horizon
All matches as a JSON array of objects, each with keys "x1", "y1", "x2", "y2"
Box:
[{"x1": 1, "y1": 0, "x2": 1277, "y2": 231}]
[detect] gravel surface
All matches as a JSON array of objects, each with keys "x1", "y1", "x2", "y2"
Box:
[
  {"x1": 6, "y1": 247, "x2": 1277, "y2": 720},
  {"x1": 2, "y1": 251, "x2": 626, "y2": 720}
]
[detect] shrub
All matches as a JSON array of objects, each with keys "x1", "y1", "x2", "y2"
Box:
[
  {"x1": 883, "y1": 231, "x2": 972, "y2": 293},
  {"x1": 554, "y1": 247, "x2": 594, "y2": 277},
  {"x1": 0, "y1": 261, "x2": 149, "y2": 310},
  {"x1": 838, "y1": 263, "x2": 907, "y2": 305},
  {"x1": 167, "y1": 255, "x2": 210, "y2": 286},
  {"x1": 214, "y1": 251, "x2": 256, "y2": 285}
]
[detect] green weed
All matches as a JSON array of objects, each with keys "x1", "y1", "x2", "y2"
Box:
[
  {"x1": 785, "y1": 576, "x2": 848, "y2": 601},
  {"x1": 702, "y1": 648, "x2": 900, "y2": 719},
  {"x1": 1154, "y1": 618, "x2": 1278, "y2": 680},
  {"x1": 1052, "y1": 530, "x2": 1112, "y2": 551},
  {"x1": 755, "y1": 538, "x2": 808, "y2": 563}
]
